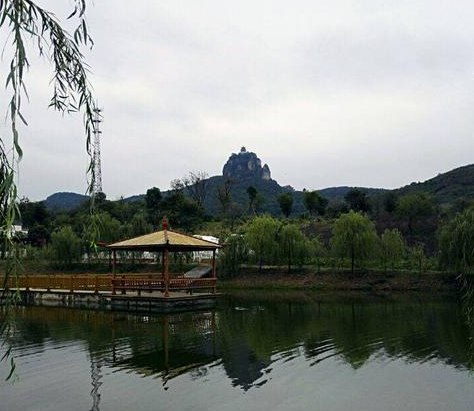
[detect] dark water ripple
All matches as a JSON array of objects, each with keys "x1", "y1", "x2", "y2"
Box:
[{"x1": 1, "y1": 293, "x2": 474, "y2": 411}]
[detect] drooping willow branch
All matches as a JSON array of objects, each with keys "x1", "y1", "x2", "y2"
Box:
[{"x1": 0, "y1": 0, "x2": 99, "y2": 379}]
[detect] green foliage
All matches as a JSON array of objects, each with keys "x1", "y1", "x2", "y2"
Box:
[
  {"x1": 218, "y1": 234, "x2": 248, "y2": 278},
  {"x1": 308, "y1": 236, "x2": 327, "y2": 273},
  {"x1": 27, "y1": 224, "x2": 50, "y2": 246},
  {"x1": 326, "y1": 199, "x2": 350, "y2": 218},
  {"x1": 330, "y1": 211, "x2": 378, "y2": 274},
  {"x1": 278, "y1": 223, "x2": 309, "y2": 273},
  {"x1": 398, "y1": 163, "x2": 474, "y2": 206},
  {"x1": 396, "y1": 192, "x2": 433, "y2": 234},
  {"x1": 145, "y1": 187, "x2": 162, "y2": 225},
  {"x1": 438, "y1": 209, "x2": 474, "y2": 274},
  {"x1": 379, "y1": 229, "x2": 404, "y2": 272},
  {"x1": 18, "y1": 198, "x2": 50, "y2": 228},
  {"x1": 277, "y1": 192, "x2": 293, "y2": 218},
  {"x1": 302, "y1": 191, "x2": 328, "y2": 217},
  {"x1": 44, "y1": 192, "x2": 88, "y2": 211},
  {"x1": 160, "y1": 192, "x2": 203, "y2": 232},
  {"x1": 123, "y1": 212, "x2": 152, "y2": 238},
  {"x1": 50, "y1": 226, "x2": 82, "y2": 268},
  {"x1": 96, "y1": 212, "x2": 122, "y2": 243},
  {"x1": 344, "y1": 189, "x2": 370, "y2": 213},
  {"x1": 254, "y1": 193, "x2": 265, "y2": 215},
  {"x1": 0, "y1": 0, "x2": 98, "y2": 377},
  {"x1": 246, "y1": 215, "x2": 279, "y2": 271},
  {"x1": 409, "y1": 243, "x2": 426, "y2": 274},
  {"x1": 383, "y1": 192, "x2": 398, "y2": 213},
  {"x1": 247, "y1": 186, "x2": 258, "y2": 214}
]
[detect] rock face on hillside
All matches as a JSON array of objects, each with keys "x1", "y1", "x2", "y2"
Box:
[{"x1": 222, "y1": 147, "x2": 272, "y2": 181}]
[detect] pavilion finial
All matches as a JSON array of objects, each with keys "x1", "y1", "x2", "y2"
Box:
[{"x1": 162, "y1": 218, "x2": 168, "y2": 231}]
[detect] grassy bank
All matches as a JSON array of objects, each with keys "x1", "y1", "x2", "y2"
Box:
[
  {"x1": 0, "y1": 261, "x2": 459, "y2": 292},
  {"x1": 218, "y1": 267, "x2": 458, "y2": 292}
]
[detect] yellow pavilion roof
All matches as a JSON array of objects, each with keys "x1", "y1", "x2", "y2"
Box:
[{"x1": 106, "y1": 229, "x2": 221, "y2": 251}]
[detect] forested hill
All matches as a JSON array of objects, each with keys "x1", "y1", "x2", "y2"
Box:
[
  {"x1": 202, "y1": 179, "x2": 387, "y2": 215},
  {"x1": 41, "y1": 150, "x2": 474, "y2": 214},
  {"x1": 44, "y1": 192, "x2": 88, "y2": 211},
  {"x1": 396, "y1": 164, "x2": 474, "y2": 205},
  {"x1": 317, "y1": 186, "x2": 387, "y2": 200}
]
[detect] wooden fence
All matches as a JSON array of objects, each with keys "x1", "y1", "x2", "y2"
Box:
[
  {"x1": 0, "y1": 274, "x2": 216, "y2": 295},
  {"x1": 112, "y1": 277, "x2": 216, "y2": 295}
]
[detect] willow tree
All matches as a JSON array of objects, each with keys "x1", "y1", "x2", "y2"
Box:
[
  {"x1": 439, "y1": 209, "x2": 474, "y2": 275},
  {"x1": 309, "y1": 236, "x2": 326, "y2": 274},
  {"x1": 0, "y1": 0, "x2": 98, "y2": 379},
  {"x1": 330, "y1": 211, "x2": 378, "y2": 274},
  {"x1": 438, "y1": 207, "x2": 474, "y2": 354},
  {"x1": 279, "y1": 223, "x2": 309, "y2": 274},
  {"x1": 246, "y1": 215, "x2": 279, "y2": 272},
  {"x1": 379, "y1": 229, "x2": 405, "y2": 273}
]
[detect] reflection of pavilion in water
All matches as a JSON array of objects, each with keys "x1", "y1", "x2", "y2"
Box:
[
  {"x1": 11, "y1": 294, "x2": 474, "y2": 411},
  {"x1": 11, "y1": 307, "x2": 223, "y2": 411},
  {"x1": 105, "y1": 312, "x2": 219, "y2": 386},
  {"x1": 85, "y1": 311, "x2": 220, "y2": 411},
  {"x1": 14, "y1": 306, "x2": 270, "y2": 394}
]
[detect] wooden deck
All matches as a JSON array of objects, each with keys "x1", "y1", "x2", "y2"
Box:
[
  {"x1": 0, "y1": 274, "x2": 219, "y2": 313},
  {"x1": 1, "y1": 273, "x2": 216, "y2": 295}
]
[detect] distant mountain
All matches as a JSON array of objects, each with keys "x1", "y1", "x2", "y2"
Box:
[
  {"x1": 124, "y1": 194, "x2": 145, "y2": 203},
  {"x1": 42, "y1": 159, "x2": 474, "y2": 214},
  {"x1": 397, "y1": 164, "x2": 474, "y2": 205},
  {"x1": 44, "y1": 192, "x2": 88, "y2": 211},
  {"x1": 42, "y1": 148, "x2": 387, "y2": 215}
]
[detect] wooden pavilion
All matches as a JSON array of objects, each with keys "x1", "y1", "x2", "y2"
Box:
[{"x1": 106, "y1": 219, "x2": 221, "y2": 297}]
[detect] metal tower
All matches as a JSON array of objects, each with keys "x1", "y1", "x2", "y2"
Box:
[{"x1": 92, "y1": 106, "x2": 103, "y2": 195}]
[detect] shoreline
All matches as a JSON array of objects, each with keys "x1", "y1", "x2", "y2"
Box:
[
  {"x1": 218, "y1": 270, "x2": 459, "y2": 292},
  {"x1": 0, "y1": 265, "x2": 460, "y2": 293}
]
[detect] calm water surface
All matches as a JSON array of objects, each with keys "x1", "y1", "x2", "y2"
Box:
[{"x1": 1, "y1": 291, "x2": 474, "y2": 411}]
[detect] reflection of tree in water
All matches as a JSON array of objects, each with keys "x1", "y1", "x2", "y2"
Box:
[
  {"x1": 6, "y1": 293, "x2": 474, "y2": 395},
  {"x1": 218, "y1": 293, "x2": 473, "y2": 377},
  {"x1": 457, "y1": 274, "x2": 474, "y2": 370}
]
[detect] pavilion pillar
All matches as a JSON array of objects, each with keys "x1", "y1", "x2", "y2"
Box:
[
  {"x1": 212, "y1": 249, "x2": 217, "y2": 294},
  {"x1": 112, "y1": 250, "x2": 117, "y2": 295},
  {"x1": 161, "y1": 250, "x2": 165, "y2": 280},
  {"x1": 164, "y1": 248, "x2": 170, "y2": 297}
]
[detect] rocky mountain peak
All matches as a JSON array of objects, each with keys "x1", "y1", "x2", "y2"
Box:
[{"x1": 222, "y1": 148, "x2": 272, "y2": 181}]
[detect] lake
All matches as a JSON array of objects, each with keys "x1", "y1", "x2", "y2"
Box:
[{"x1": 1, "y1": 291, "x2": 473, "y2": 411}]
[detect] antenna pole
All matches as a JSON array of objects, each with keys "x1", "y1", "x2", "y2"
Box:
[{"x1": 92, "y1": 106, "x2": 103, "y2": 195}]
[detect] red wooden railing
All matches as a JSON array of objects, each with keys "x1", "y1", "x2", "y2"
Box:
[
  {"x1": 112, "y1": 277, "x2": 216, "y2": 295},
  {"x1": 0, "y1": 274, "x2": 216, "y2": 295}
]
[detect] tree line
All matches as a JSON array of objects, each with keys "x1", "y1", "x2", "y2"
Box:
[{"x1": 7, "y1": 170, "x2": 474, "y2": 276}]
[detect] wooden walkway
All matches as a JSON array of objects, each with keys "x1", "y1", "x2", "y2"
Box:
[
  {"x1": 1, "y1": 273, "x2": 216, "y2": 296},
  {"x1": 1, "y1": 274, "x2": 219, "y2": 313}
]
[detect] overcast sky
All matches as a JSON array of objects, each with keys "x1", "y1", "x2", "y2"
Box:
[{"x1": 2, "y1": 0, "x2": 474, "y2": 201}]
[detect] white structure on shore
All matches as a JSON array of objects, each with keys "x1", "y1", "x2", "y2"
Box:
[{"x1": 193, "y1": 235, "x2": 219, "y2": 262}]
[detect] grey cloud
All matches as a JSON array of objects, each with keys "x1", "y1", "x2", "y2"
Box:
[{"x1": 1, "y1": 0, "x2": 474, "y2": 200}]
